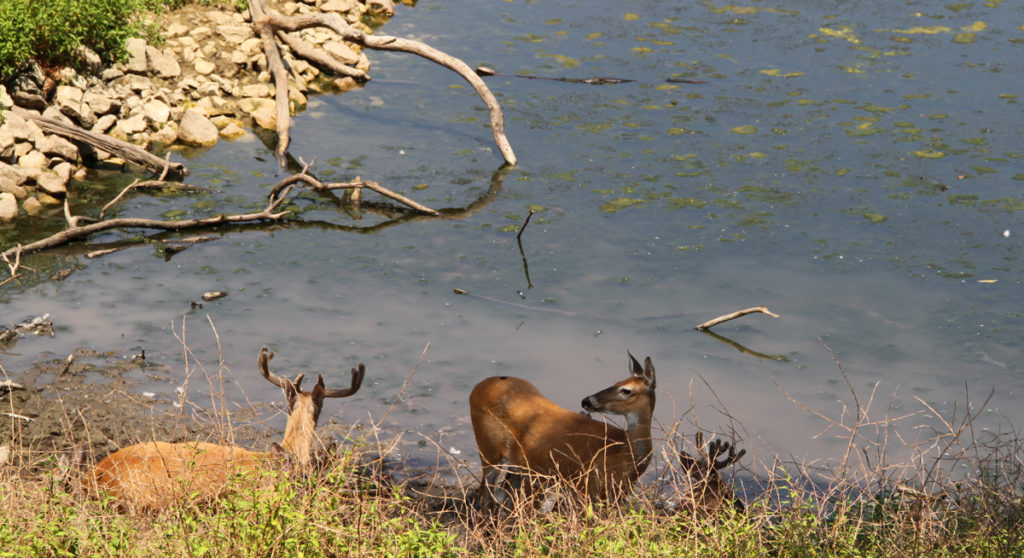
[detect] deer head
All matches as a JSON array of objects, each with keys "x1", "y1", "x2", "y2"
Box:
[
  {"x1": 678, "y1": 431, "x2": 746, "y2": 514},
  {"x1": 258, "y1": 346, "x2": 365, "y2": 467}
]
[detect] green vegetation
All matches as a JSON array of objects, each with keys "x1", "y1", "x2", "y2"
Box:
[
  {"x1": 2, "y1": 390, "x2": 1023, "y2": 557},
  {"x1": 1, "y1": 447, "x2": 1022, "y2": 557},
  {"x1": 0, "y1": 0, "x2": 234, "y2": 81}
]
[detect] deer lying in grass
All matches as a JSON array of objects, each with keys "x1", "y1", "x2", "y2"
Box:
[
  {"x1": 469, "y1": 352, "x2": 656, "y2": 511},
  {"x1": 676, "y1": 431, "x2": 746, "y2": 515},
  {"x1": 85, "y1": 346, "x2": 365, "y2": 511}
]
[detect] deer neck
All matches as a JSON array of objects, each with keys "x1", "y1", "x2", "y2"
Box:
[
  {"x1": 622, "y1": 404, "x2": 654, "y2": 475},
  {"x1": 280, "y1": 407, "x2": 316, "y2": 466}
]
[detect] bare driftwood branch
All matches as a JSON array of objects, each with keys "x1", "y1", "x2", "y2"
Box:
[
  {"x1": 249, "y1": 0, "x2": 292, "y2": 166},
  {"x1": 267, "y1": 173, "x2": 439, "y2": 215},
  {"x1": 2, "y1": 245, "x2": 21, "y2": 276},
  {"x1": 10, "y1": 107, "x2": 188, "y2": 179},
  {"x1": 276, "y1": 30, "x2": 369, "y2": 82},
  {"x1": 254, "y1": 9, "x2": 517, "y2": 166},
  {"x1": 694, "y1": 306, "x2": 780, "y2": 331},
  {"x1": 2, "y1": 192, "x2": 291, "y2": 261},
  {"x1": 1, "y1": 162, "x2": 446, "y2": 261}
]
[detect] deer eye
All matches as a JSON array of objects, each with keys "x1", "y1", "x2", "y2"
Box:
[{"x1": 619, "y1": 387, "x2": 633, "y2": 396}]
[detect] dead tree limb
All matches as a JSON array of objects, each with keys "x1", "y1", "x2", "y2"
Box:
[
  {"x1": 253, "y1": 8, "x2": 517, "y2": 166},
  {"x1": 695, "y1": 306, "x2": 780, "y2": 331},
  {"x1": 10, "y1": 107, "x2": 188, "y2": 179},
  {"x1": 1, "y1": 164, "x2": 444, "y2": 261},
  {"x1": 249, "y1": 0, "x2": 292, "y2": 166},
  {"x1": 276, "y1": 30, "x2": 369, "y2": 82},
  {"x1": 267, "y1": 173, "x2": 438, "y2": 215},
  {"x1": 2, "y1": 196, "x2": 291, "y2": 261}
]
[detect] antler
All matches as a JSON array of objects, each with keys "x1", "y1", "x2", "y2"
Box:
[
  {"x1": 323, "y1": 362, "x2": 365, "y2": 398},
  {"x1": 707, "y1": 437, "x2": 746, "y2": 470},
  {"x1": 259, "y1": 346, "x2": 297, "y2": 389},
  {"x1": 260, "y1": 346, "x2": 364, "y2": 397},
  {"x1": 679, "y1": 432, "x2": 746, "y2": 473}
]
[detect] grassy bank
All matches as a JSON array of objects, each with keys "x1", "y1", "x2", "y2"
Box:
[
  {"x1": 1, "y1": 401, "x2": 1022, "y2": 555},
  {"x1": 0, "y1": 444, "x2": 1021, "y2": 557},
  {"x1": 1, "y1": 337, "x2": 1021, "y2": 556}
]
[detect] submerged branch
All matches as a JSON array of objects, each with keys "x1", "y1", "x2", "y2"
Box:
[
  {"x1": 1, "y1": 165, "x2": 509, "y2": 263},
  {"x1": 267, "y1": 173, "x2": 438, "y2": 215}
]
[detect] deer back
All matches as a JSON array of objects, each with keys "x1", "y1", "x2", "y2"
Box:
[
  {"x1": 87, "y1": 441, "x2": 273, "y2": 511},
  {"x1": 470, "y1": 376, "x2": 629, "y2": 474}
]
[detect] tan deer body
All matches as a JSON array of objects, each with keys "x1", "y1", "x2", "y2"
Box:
[
  {"x1": 469, "y1": 353, "x2": 656, "y2": 509},
  {"x1": 86, "y1": 346, "x2": 365, "y2": 511}
]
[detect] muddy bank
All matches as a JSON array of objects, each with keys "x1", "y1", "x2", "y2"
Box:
[
  {"x1": 0, "y1": 346, "x2": 469, "y2": 509},
  {"x1": 1, "y1": 348, "x2": 275, "y2": 473}
]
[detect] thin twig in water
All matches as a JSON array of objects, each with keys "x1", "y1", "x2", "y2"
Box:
[{"x1": 516, "y1": 209, "x2": 535, "y2": 242}]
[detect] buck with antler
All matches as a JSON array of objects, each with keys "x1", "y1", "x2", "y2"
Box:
[
  {"x1": 676, "y1": 432, "x2": 746, "y2": 515},
  {"x1": 85, "y1": 346, "x2": 365, "y2": 511},
  {"x1": 469, "y1": 352, "x2": 657, "y2": 511}
]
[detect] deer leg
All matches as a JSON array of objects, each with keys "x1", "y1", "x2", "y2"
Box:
[{"x1": 479, "y1": 459, "x2": 513, "y2": 512}]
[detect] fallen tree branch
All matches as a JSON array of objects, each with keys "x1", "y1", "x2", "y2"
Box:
[
  {"x1": 10, "y1": 106, "x2": 188, "y2": 179},
  {"x1": 2, "y1": 162, "x2": 508, "y2": 264},
  {"x1": 694, "y1": 306, "x2": 780, "y2": 331},
  {"x1": 276, "y1": 30, "x2": 369, "y2": 82},
  {"x1": 2, "y1": 195, "x2": 291, "y2": 261},
  {"x1": 249, "y1": 0, "x2": 292, "y2": 166},
  {"x1": 1, "y1": 163, "x2": 447, "y2": 261},
  {"x1": 267, "y1": 173, "x2": 439, "y2": 215},
  {"x1": 253, "y1": 8, "x2": 517, "y2": 166}
]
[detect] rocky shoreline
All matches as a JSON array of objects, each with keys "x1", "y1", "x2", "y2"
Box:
[{"x1": 0, "y1": 0, "x2": 394, "y2": 222}]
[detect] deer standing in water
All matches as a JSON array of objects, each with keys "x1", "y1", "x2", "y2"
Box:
[
  {"x1": 85, "y1": 346, "x2": 365, "y2": 511},
  {"x1": 469, "y1": 352, "x2": 656, "y2": 511},
  {"x1": 676, "y1": 431, "x2": 746, "y2": 515}
]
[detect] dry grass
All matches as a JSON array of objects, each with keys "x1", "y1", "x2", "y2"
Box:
[{"x1": 0, "y1": 331, "x2": 1022, "y2": 557}]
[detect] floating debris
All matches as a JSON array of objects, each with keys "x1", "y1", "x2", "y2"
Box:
[{"x1": 0, "y1": 313, "x2": 55, "y2": 349}]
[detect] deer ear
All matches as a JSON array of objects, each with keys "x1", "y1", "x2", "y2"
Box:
[
  {"x1": 627, "y1": 351, "x2": 644, "y2": 377},
  {"x1": 642, "y1": 356, "x2": 656, "y2": 387},
  {"x1": 312, "y1": 375, "x2": 326, "y2": 403},
  {"x1": 284, "y1": 383, "x2": 299, "y2": 411}
]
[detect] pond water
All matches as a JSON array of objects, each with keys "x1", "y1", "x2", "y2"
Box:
[{"x1": 2, "y1": 0, "x2": 1023, "y2": 478}]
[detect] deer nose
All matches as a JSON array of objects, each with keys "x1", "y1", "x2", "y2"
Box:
[{"x1": 581, "y1": 396, "x2": 597, "y2": 411}]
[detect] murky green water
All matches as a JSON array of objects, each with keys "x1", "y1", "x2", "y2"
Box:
[{"x1": 2, "y1": 0, "x2": 1022, "y2": 472}]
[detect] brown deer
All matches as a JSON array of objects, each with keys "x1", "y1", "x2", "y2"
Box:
[
  {"x1": 469, "y1": 352, "x2": 656, "y2": 511},
  {"x1": 676, "y1": 431, "x2": 746, "y2": 515},
  {"x1": 85, "y1": 346, "x2": 365, "y2": 511}
]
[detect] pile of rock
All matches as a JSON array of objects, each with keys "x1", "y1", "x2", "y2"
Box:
[{"x1": 0, "y1": 0, "x2": 393, "y2": 221}]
